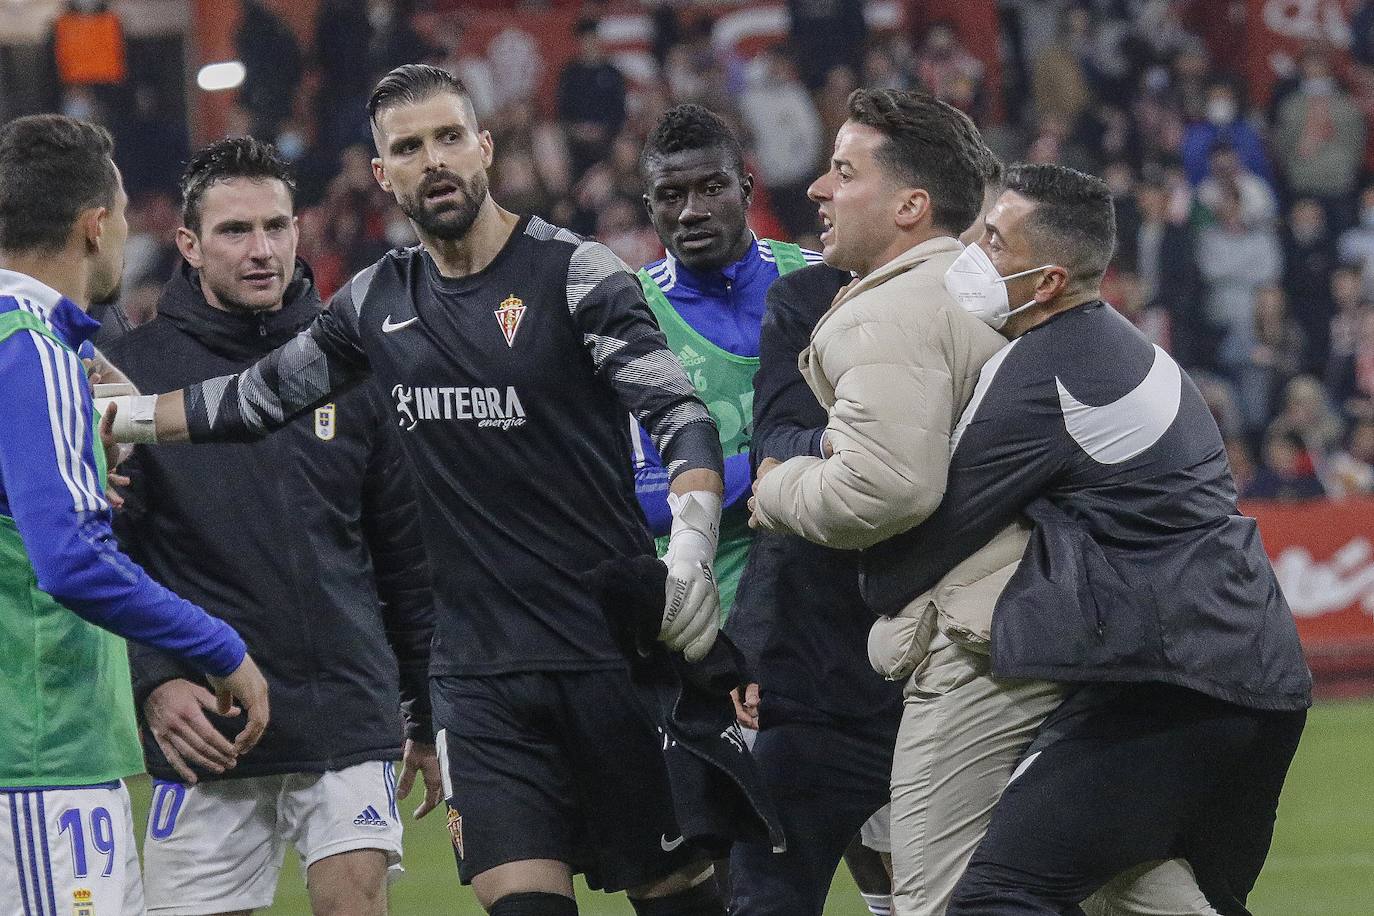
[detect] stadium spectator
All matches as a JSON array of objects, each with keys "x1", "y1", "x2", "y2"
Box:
[
  {"x1": 1197, "y1": 142, "x2": 1279, "y2": 229},
  {"x1": 1132, "y1": 167, "x2": 1203, "y2": 353},
  {"x1": 312, "y1": 0, "x2": 378, "y2": 156},
  {"x1": 1324, "y1": 418, "x2": 1374, "y2": 496},
  {"x1": 1113, "y1": 266, "x2": 1171, "y2": 351},
  {"x1": 1198, "y1": 184, "x2": 1282, "y2": 383},
  {"x1": 1244, "y1": 284, "x2": 1309, "y2": 434},
  {"x1": 1326, "y1": 264, "x2": 1369, "y2": 373},
  {"x1": 785, "y1": 0, "x2": 867, "y2": 90},
  {"x1": 815, "y1": 64, "x2": 860, "y2": 155},
  {"x1": 1181, "y1": 78, "x2": 1273, "y2": 187},
  {"x1": 1327, "y1": 308, "x2": 1374, "y2": 423},
  {"x1": 1283, "y1": 198, "x2": 1340, "y2": 368},
  {"x1": 50, "y1": 0, "x2": 128, "y2": 89},
  {"x1": 740, "y1": 47, "x2": 824, "y2": 242},
  {"x1": 913, "y1": 22, "x2": 985, "y2": 116},
  {"x1": 1337, "y1": 183, "x2": 1374, "y2": 297},
  {"x1": 556, "y1": 17, "x2": 628, "y2": 180},
  {"x1": 862, "y1": 38, "x2": 913, "y2": 91},
  {"x1": 236, "y1": 0, "x2": 303, "y2": 140},
  {"x1": 1273, "y1": 46, "x2": 1366, "y2": 230},
  {"x1": 1246, "y1": 430, "x2": 1327, "y2": 500},
  {"x1": 1269, "y1": 374, "x2": 1348, "y2": 458},
  {"x1": 1030, "y1": 7, "x2": 1093, "y2": 123}
]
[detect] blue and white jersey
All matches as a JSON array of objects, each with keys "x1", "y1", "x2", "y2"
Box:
[
  {"x1": 634, "y1": 238, "x2": 823, "y2": 534},
  {"x1": 0, "y1": 268, "x2": 244, "y2": 675}
]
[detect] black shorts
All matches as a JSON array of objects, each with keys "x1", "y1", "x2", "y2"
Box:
[{"x1": 432, "y1": 669, "x2": 702, "y2": 891}]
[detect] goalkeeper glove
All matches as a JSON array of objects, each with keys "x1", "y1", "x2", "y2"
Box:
[{"x1": 660, "y1": 490, "x2": 721, "y2": 663}]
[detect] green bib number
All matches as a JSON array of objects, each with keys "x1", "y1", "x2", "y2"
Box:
[{"x1": 638, "y1": 241, "x2": 807, "y2": 617}]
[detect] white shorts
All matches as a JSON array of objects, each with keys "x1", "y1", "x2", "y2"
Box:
[
  {"x1": 142, "y1": 761, "x2": 403, "y2": 915},
  {"x1": 1, "y1": 781, "x2": 145, "y2": 916},
  {"x1": 860, "y1": 803, "x2": 892, "y2": 855}
]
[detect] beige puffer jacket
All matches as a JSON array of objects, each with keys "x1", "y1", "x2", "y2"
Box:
[{"x1": 750, "y1": 236, "x2": 1027, "y2": 679}]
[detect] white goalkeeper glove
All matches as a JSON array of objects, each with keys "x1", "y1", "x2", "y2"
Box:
[
  {"x1": 93, "y1": 384, "x2": 159, "y2": 444},
  {"x1": 660, "y1": 490, "x2": 722, "y2": 663}
]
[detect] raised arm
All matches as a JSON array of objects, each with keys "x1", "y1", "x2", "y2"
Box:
[{"x1": 104, "y1": 276, "x2": 372, "y2": 445}]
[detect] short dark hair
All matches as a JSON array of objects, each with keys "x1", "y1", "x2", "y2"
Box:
[
  {"x1": 180, "y1": 137, "x2": 295, "y2": 233},
  {"x1": 368, "y1": 63, "x2": 473, "y2": 126},
  {"x1": 978, "y1": 145, "x2": 1005, "y2": 189},
  {"x1": 0, "y1": 114, "x2": 117, "y2": 253},
  {"x1": 845, "y1": 88, "x2": 985, "y2": 234},
  {"x1": 1003, "y1": 162, "x2": 1117, "y2": 287},
  {"x1": 640, "y1": 104, "x2": 745, "y2": 178}
]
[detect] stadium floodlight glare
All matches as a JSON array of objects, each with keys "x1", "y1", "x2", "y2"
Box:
[{"x1": 196, "y1": 61, "x2": 246, "y2": 92}]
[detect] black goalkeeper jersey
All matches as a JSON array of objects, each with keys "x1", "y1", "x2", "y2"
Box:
[{"x1": 181, "y1": 215, "x2": 722, "y2": 675}]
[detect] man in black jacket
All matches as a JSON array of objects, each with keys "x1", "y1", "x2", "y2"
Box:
[
  {"x1": 725, "y1": 262, "x2": 904, "y2": 916},
  {"x1": 888, "y1": 164, "x2": 1310, "y2": 915},
  {"x1": 105, "y1": 138, "x2": 439, "y2": 916}
]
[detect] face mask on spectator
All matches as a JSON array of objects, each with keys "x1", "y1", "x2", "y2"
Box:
[
  {"x1": 1206, "y1": 98, "x2": 1237, "y2": 125},
  {"x1": 1302, "y1": 76, "x2": 1335, "y2": 96},
  {"x1": 944, "y1": 242, "x2": 1053, "y2": 330}
]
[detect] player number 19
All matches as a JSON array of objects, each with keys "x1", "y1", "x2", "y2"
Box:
[{"x1": 57, "y1": 806, "x2": 116, "y2": 879}]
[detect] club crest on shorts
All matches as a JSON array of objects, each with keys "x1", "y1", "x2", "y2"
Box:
[
  {"x1": 494, "y1": 293, "x2": 526, "y2": 347},
  {"x1": 73, "y1": 888, "x2": 94, "y2": 916},
  {"x1": 314, "y1": 403, "x2": 337, "y2": 441},
  {"x1": 447, "y1": 806, "x2": 465, "y2": 859}
]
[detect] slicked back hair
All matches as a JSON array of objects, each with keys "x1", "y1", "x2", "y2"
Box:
[
  {"x1": 1003, "y1": 163, "x2": 1116, "y2": 287},
  {"x1": 640, "y1": 104, "x2": 746, "y2": 179},
  {"x1": 181, "y1": 137, "x2": 296, "y2": 233},
  {"x1": 0, "y1": 114, "x2": 117, "y2": 253},
  {"x1": 844, "y1": 88, "x2": 985, "y2": 234},
  {"x1": 368, "y1": 63, "x2": 475, "y2": 128}
]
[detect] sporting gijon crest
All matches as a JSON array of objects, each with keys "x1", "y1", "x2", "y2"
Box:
[{"x1": 494, "y1": 293, "x2": 526, "y2": 347}]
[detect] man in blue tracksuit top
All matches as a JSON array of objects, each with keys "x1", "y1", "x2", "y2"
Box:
[
  {"x1": 633, "y1": 104, "x2": 821, "y2": 618},
  {"x1": 635, "y1": 104, "x2": 902, "y2": 916}
]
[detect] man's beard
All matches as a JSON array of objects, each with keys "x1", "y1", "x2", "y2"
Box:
[{"x1": 401, "y1": 169, "x2": 489, "y2": 241}]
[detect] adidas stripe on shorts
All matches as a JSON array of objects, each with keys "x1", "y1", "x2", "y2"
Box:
[
  {"x1": 142, "y1": 761, "x2": 403, "y2": 915},
  {"x1": 1, "y1": 782, "x2": 144, "y2": 916}
]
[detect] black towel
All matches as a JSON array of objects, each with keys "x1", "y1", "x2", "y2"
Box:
[{"x1": 585, "y1": 555, "x2": 786, "y2": 857}]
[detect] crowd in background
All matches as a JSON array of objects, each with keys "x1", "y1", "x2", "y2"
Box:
[{"x1": 45, "y1": 0, "x2": 1374, "y2": 502}]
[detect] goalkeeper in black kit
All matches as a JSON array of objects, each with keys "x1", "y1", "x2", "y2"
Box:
[{"x1": 101, "y1": 64, "x2": 731, "y2": 916}]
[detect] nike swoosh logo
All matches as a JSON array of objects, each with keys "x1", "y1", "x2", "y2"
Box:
[
  {"x1": 660, "y1": 834, "x2": 686, "y2": 852},
  {"x1": 382, "y1": 315, "x2": 419, "y2": 333},
  {"x1": 1055, "y1": 345, "x2": 1181, "y2": 465}
]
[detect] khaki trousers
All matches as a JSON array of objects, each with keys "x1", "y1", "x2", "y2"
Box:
[{"x1": 888, "y1": 640, "x2": 1217, "y2": 916}]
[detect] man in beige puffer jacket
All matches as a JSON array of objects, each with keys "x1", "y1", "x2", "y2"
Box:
[{"x1": 749, "y1": 89, "x2": 1213, "y2": 916}]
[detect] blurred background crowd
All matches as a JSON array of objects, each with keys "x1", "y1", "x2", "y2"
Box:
[{"x1": 5, "y1": 0, "x2": 1374, "y2": 503}]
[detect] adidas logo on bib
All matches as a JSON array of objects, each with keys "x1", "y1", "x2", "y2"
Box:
[
  {"x1": 677, "y1": 345, "x2": 706, "y2": 368},
  {"x1": 354, "y1": 805, "x2": 389, "y2": 827}
]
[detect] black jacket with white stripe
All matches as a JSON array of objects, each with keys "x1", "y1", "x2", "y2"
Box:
[
  {"x1": 178, "y1": 216, "x2": 722, "y2": 676},
  {"x1": 106, "y1": 260, "x2": 435, "y2": 780},
  {"x1": 864, "y1": 301, "x2": 1311, "y2": 713}
]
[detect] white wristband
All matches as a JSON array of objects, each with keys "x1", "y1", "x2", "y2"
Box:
[
  {"x1": 94, "y1": 394, "x2": 159, "y2": 444},
  {"x1": 664, "y1": 490, "x2": 721, "y2": 567}
]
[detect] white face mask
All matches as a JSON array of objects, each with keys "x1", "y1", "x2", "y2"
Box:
[{"x1": 943, "y1": 242, "x2": 1053, "y2": 329}]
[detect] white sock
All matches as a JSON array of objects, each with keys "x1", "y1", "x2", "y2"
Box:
[{"x1": 861, "y1": 892, "x2": 892, "y2": 916}]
